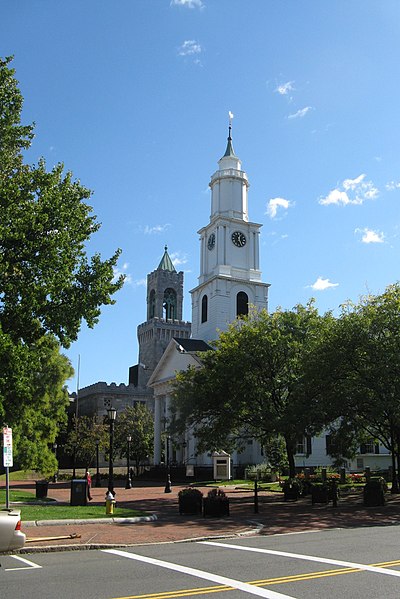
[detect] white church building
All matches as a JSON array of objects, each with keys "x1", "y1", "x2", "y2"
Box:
[
  {"x1": 147, "y1": 124, "x2": 391, "y2": 475},
  {"x1": 76, "y1": 123, "x2": 391, "y2": 475}
]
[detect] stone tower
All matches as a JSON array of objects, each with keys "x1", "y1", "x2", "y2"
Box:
[{"x1": 133, "y1": 246, "x2": 191, "y2": 389}]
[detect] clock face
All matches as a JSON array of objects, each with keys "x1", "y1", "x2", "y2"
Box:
[
  {"x1": 231, "y1": 230, "x2": 246, "y2": 247},
  {"x1": 207, "y1": 232, "x2": 216, "y2": 250}
]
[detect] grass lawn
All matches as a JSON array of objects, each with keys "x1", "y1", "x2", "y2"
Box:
[
  {"x1": 18, "y1": 503, "x2": 147, "y2": 521},
  {"x1": 0, "y1": 470, "x2": 39, "y2": 481},
  {"x1": 0, "y1": 489, "x2": 147, "y2": 520}
]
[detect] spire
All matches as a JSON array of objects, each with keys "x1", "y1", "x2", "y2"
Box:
[
  {"x1": 222, "y1": 111, "x2": 236, "y2": 158},
  {"x1": 157, "y1": 245, "x2": 176, "y2": 272}
]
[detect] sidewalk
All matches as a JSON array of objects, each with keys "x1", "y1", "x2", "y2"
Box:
[{"x1": 8, "y1": 480, "x2": 400, "y2": 553}]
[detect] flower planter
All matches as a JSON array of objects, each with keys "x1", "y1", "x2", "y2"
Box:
[
  {"x1": 283, "y1": 484, "x2": 300, "y2": 501},
  {"x1": 363, "y1": 481, "x2": 385, "y2": 507},
  {"x1": 178, "y1": 489, "x2": 203, "y2": 515},
  {"x1": 203, "y1": 497, "x2": 230, "y2": 517},
  {"x1": 311, "y1": 486, "x2": 329, "y2": 505}
]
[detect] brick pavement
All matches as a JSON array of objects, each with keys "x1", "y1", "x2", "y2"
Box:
[{"x1": 7, "y1": 480, "x2": 400, "y2": 553}]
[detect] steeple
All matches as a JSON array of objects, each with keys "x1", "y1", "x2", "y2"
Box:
[
  {"x1": 222, "y1": 123, "x2": 236, "y2": 158},
  {"x1": 190, "y1": 117, "x2": 269, "y2": 343},
  {"x1": 157, "y1": 245, "x2": 176, "y2": 272},
  {"x1": 217, "y1": 115, "x2": 242, "y2": 172}
]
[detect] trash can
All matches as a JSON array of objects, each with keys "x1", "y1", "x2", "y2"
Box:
[
  {"x1": 36, "y1": 480, "x2": 49, "y2": 499},
  {"x1": 70, "y1": 479, "x2": 87, "y2": 506},
  {"x1": 35, "y1": 480, "x2": 49, "y2": 499}
]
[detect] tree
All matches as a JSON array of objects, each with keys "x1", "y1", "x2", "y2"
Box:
[
  {"x1": 0, "y1": 57, "x2": 124, "y2": 472},
  {"x1": 313, "y1": 284, "x2": 400, "y2": 491},
  {"x1": 0, "y1": 330, "x2": 73, "y2": 475},
  {"x1": 0, "y1": 57, "x2": 124, "y2": 348},
  {"x1": 172, "y1": 303, "x2": 333, "y2": 478},
  {"x1": 64, "y1": 416, "x2": 108, "y2": 470},
  {"x1": 114, "y1": 404, "x2": 154, "y2": 476}
]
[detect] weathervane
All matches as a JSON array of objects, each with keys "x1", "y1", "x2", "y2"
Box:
[{"x1": 228, "y1": 110, "x2": 234, "y2": 139}]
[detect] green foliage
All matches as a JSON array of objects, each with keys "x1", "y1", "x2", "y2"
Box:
[
  {"x1": 262, "y1": 435, "x2": 289, "y2": 473},
  {"x1": 0, "y1": 57, "x2": 125, "y2": 474},
  {"x1": 0, "y1": 330, "x2": 72, "y2": 475},
  {"x1": 172, "y1": 303, "x2": 332, "y2": 477},
  {"x1": 178, "y1": 487, "x2": 203, "y2": 499},
  {"x1": 313, "y1": 284, "x2": 400, "y2": 479},
  {"x1": 114, "y1": 403, "x2": 154, "y2": 474},
  {"x1": 206, "y1": 487, "x2": 227, "y2": 500},
  {"x1": 64, "y1": 416, "x2": 108, "y2": 469}
]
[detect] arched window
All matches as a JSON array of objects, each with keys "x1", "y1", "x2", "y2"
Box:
[
  {"x1": 149, "y1": 289, "x2": 155, "y2": 319},
  {"x1": 236, "y1": 291, "x2": 248, "y2": 318},
  {"x1": 201, "y1": 295, "x2": 208, "y2": 323},
  {"x1": 163, "y1": 288, "x2": 177, "y2": 320}
]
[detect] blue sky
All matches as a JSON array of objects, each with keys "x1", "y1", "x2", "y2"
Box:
[{"x1": 2, "y1": 0, "x2": 400, "y2": 391}]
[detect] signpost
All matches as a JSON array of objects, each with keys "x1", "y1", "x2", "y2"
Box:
[{"x1": 3, "y1": 427, "x2": 13, "y2": 508}]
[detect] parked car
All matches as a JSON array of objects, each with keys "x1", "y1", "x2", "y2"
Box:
[{"x1": 0, "y1": 509, "x2": 26, "y2": 552}]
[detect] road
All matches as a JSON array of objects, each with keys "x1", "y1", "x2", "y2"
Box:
[{"x1": 1, "y1": 525, "x2": 400, "y2": 598}]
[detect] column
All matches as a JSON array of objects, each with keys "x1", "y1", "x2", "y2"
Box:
[{"x1": 153, "y1": 395, "x2": 162, "y2": 465}]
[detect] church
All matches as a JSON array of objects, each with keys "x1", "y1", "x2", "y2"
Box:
[{"x1": 76, "y1": 123, "x2": 391, "y2": 475}]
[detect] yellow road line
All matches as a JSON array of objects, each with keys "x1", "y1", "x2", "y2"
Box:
[{"x1": 113, "y1": 559, "x2": 400, "y2": 599}]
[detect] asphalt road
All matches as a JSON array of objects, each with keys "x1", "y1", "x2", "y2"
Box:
[{"x1": 1, "y1": 525, "x2": 400, "y2": 599}]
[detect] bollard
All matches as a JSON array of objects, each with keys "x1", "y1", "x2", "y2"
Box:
[
  {"x1": 105, "y1": 491, "x2": 116, "y2": 515},
  {"x1": 254, "y1": 478, "x2": 259, "y2": 514}
]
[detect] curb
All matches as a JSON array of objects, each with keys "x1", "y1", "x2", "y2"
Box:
[{"x1": 23, "y1": 514, "x2": 157, "y2": 527}]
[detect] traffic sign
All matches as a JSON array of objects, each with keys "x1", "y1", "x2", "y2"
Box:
[{"x1": 3, "y1": 427, "x2": 13, "y2": 468}]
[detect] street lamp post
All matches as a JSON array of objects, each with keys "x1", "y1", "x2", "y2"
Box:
[
  {"x1": 107, "y1": 407, "x2": 117, "y2": 495},
  {"x1": 164, "y1": 435, "x2": 172, "y2": 493},
  {"x1": 125, "y1": 435, "x2": 132, "y2": 489},
  {"x1": 95, "y1": 439, "x2": 101, "y2": 487}
]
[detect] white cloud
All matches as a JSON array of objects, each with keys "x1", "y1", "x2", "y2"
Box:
[
  {"x1": 266, "y1": 197, "x2": 294, "y2": 219},
  {"x1": 355, "y1": 227, "x2": 385, "y2": 244},
  {"x1": 386, "y1": 180, "x2": 400, "y2": 191},
  {"x1": 170, "y1": 251, "x2": 188, "y2": 268},
  {"x1": 178, "y1": 40, "x2": 202, "y2": 56},
  {"x1": 309, "y1": 277, "x2": 339, "y2": 291},
  {"x1": 319, "y1": 174, "x2": 379, "y2": 206},
  {"x1": 342, "y1": 174, "x2": 365, "y2": 191},
  {"x1": 288, "y1": 106, "x2": 312, "y2": 119},
  {"x1": 171, "y1": 0, "x2": 205, "y2": 9},
  {"x1": 144, "y1": 224, "x2": 171, "y2": 235},
  {"x1": 275, "y1": 81, "x2": 294, "y2": 95},
  {"x1": 132, "y1": 278, "x2": 147, "y2": 288}
]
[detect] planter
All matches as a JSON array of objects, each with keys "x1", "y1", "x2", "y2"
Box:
[
  {"x1": 363, "y1": 481, "x2": 385, "y2": 507},
  {"x1": 311, "y1": 486, "x2": 329, "y2": 505},
  {"x1": 283, "y1": 484, "x2": 300, "y2": 501},
  {"x1": 203, "y1": 497, "x2": 230, "y2": 517},
  {"x1": 178, "y1": 489, "x2": 203, "y2": 515}
]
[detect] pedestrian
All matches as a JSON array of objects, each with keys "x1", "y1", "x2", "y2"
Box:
[{"x1": 85, "y1": 468, "x2": 93, "y2": 501}]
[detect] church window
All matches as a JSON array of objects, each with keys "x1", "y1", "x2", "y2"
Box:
[
  {"x1": 149, "y1": 289, "x2": 155, "y2": 319},
  {"x1": 163, "y1": 288, "x2": 177, "y2": 320},
  {"x1": 201, "y1": 295, "x2": 208, "y2": 323},
  {"x1": 236, "y1": 291, "x2": 248, "y2": 317}
]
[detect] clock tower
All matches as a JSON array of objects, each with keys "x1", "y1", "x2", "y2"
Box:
[{"x1": 190, "y1": 123, "x2": 270, "y2": 342}]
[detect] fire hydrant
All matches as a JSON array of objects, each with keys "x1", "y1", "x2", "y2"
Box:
[{"x1": 105, "y1": 491, "x2": 116, "y2": 515}]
